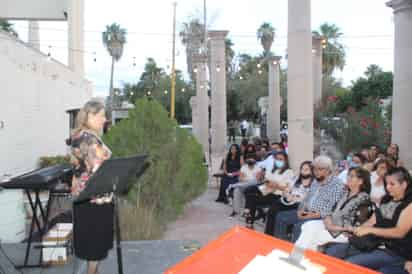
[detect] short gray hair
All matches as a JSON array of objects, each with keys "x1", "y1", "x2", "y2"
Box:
[{"x1": 313, "y1": 155, "x2": 334, "y2": 172}]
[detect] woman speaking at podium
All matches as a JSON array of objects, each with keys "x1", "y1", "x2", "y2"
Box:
[{"x1": 69, "y1": 100, "x2": 113, "y2": 274}]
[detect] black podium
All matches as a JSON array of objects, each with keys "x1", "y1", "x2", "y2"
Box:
[{"x1": 75, "y1": 154, "x2": 149, "y2": 274}]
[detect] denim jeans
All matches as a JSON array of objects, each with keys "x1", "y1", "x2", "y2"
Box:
[
  {"x1": 274, "y1": 209, "x2": 320, "y2": 242},
  {"x1": 325, "y1": 243, "x2": 407, "y2": 274},
  {"x1": 274, "y1": 209, "x2": 299, "y2": 241}
]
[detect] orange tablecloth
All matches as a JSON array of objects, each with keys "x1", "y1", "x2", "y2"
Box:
[{"x1": 165, "y1": 226, "x2": 379, "y2": 274}]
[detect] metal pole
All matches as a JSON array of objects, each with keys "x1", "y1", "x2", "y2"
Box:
[{"x1": 170, "y1": 2, "x2": 177, "y2": 119}]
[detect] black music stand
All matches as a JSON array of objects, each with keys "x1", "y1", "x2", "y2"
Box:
[{"x1": 74, "y1": 154, "x2": 149, "y2": 274}]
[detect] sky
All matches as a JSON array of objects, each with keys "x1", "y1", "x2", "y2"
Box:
[{"x1": 12, "y1": 0, "x2": 395, "y2": 97}]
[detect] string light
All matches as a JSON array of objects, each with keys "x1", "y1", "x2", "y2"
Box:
[
  {"x1": 312, "y1": 49, "x2": 316, "y2": 53},
  {"x1": 164, "y1": 90, "x2": 168, "y2": 94},
  {"x1": 181, "y1": 88, "x2": 185, "y2": 92},
  {"x1": 239, "y1": 76, "x2": 243, "y2": 80},
  {"x1": 258, "y1": 70, "x2": 263, "y2": 75},
  {"x1": 193, "y1": 66, "x2": 198, "y2": 73},
  {"x1": 47, "y1": 45, "x2": 52, "y2": 61},
  {"x1": 216, "y1": 65, "x2": 221, "y2": 72},
  {"x1": 147, "y1": 90, "x2": 152, "y2": 96},
  {"x1": 257, "y1": 63, "x2": 261, "y2": 68}
]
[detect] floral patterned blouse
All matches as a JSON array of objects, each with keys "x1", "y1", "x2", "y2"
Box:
[{"x1": 70, "y1": 130, "x2": 112, "y2": 196}]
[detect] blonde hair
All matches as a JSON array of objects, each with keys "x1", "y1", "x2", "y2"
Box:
[{"x1": 72, "y1": 100, "x2": 105, "y2": 136}]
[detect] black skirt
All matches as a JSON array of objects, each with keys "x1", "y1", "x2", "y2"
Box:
[{"x1": 73, "y1": 201, "x2": 114, "y2": 261}]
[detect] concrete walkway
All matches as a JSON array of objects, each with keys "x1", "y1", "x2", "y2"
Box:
[
  {"x1": 162, "y1": 186, "x2": 244, "y2": 246},
  {"x1": 162, "y1": 186, "x2": 266, "y2": 246}
]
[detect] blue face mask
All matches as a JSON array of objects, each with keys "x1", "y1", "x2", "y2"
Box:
[
  {"x1": 275, "y1": 160, "x2": 285, "y2": 169},
  {"x1": 349, "y1": 162, "x2": 359, "y2": 168}
]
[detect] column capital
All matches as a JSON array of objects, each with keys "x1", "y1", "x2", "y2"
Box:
[
  {"x1": 312, "y1": 35, "x2": 324, "y2": 47},
  {"x1": 192, "y1": 53, "x2": 208, "y2": 64},
  {"x1": 267, "y1": 56, "x2": 282, "y2": 66},
  {"x1": 208, "y1": 30, "x2": 229, "y2": 41},
  {"x1": 387, "y1": 0, "x2": 412, "y2": 13}
]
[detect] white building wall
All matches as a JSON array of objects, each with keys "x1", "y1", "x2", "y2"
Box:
[{"x1": 0, "y1": 31, "x2": 92, "y2": 177}]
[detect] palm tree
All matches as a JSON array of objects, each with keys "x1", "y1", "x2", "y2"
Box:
[
  {"x1": 179, "y1": 19, "x2": 204, "y2": 81},
  {"x1": 0, "y1": 19, "x2": 18, "y2": 37},
  {"x1": 257, "y1": 22, "x2": 275, "y2": 57},
  {"x1": 102, "y1": 23, "x2": 127, "y2": 112},
  {"x1": 225, "y1": 38, "x2": 235, "y2": 77},
  {"x1": 314, "y1": 23, "x2": 346, "y2": 76}
]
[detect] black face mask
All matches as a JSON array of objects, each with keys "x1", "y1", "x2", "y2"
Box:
[
  {"x1": 315, "y1": 175, "x2": 326, "y2": 182},
  {"x1": 301, "y1": 174, "x2": 312, "y2": 179}
]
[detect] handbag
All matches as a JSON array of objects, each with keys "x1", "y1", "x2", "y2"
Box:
[{"x1": 348, "y1": 234, "x2": 382, "y2": 252}]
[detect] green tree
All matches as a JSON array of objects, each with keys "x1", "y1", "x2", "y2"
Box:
[
  {"x1": 102, "y1": 23, "x2": 127, "y2": 111},
  {"x1": 314, "y1": 23, "x2": 346, "y2": 76},
  {"x1": 0, "y1": 19, "x2": 18, "y2": 37},
  {"x1": 341, "y1": 65, "x2": 393, "y2": 111},
  {"x1": 103, "y1": 98, "x2": 207, "y2": 239},
  {"x1": 257, "y1": 22, "x2": 275, "y2": 57},
  {"x1": 123, "y1": 58, "x2": 194, "y2": 124}
]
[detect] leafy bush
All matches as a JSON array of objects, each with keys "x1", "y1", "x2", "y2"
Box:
[
  {"x1": 103, "y1": 98, "x2": 207, "y2": 240},
  {"x1": 319, "y1": 97, "x2": 390, "y2": 154},
  {"x1": 38, "y1": 155, "x2": 70, "y2": 168}
]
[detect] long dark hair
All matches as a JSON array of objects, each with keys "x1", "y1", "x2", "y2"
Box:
[
  {"x1": 382, "y1": 167, "x2": 412, "y2": 204},
  {"x1": 350, "y1": 167, "x2": 371, "y2": 194},
  {"x1": 294, "y1": 161, "x2": 314, "y2": 187},
  {"x1": 271, "y1": 151, "x2": 290, "y2": 174},
  {"x1": 226, "y1": 144, "x2": 241, "y2": 163}
]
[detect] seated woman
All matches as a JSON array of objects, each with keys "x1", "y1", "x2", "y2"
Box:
[
  {"x1": 216, "y1": 144, "x2": 242, "y2": 204},
  {"x1": 243, "y1": 151, "x2": 294, "y2": 228},
  {"x1": 325, "y1": 167, "x2": 412, "y2": 274},
  {"x1": 295, "y1": 167, "x2": 371, "y2": 251},
  {"x1": 229, "y1": 153, "x2": 262, "y2": 217},
  {"x1": 265, "y1": 161, "x2": 313, "y2": 236},
  {"x1": 370, "y1": 159, "x2": 391, "y2": 205}
]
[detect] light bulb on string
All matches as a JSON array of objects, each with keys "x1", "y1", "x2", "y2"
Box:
[
  {"x1": 164, "y1": 90, "x2": 168, "y2": 94},
  {"x1": 216, "y1": 65, "x2": 221, "y2": 72},
  {"x1": 147, "y1": 91, "x2": 152, "y2": 96},
  {"x1": 312, "y1": 49, "x2": 316, "y2": 54},
  {"x1": 47, "y1": 45, "x2": 52, "y2": 61},
  {"x1": 181, "y1": 88, "x2": 185, "y2": 93},
  {"x1": 193, "y1": 67, "x2": 198, "y2": 73},
  {"x1": 258, "y1": 70, "x2": 263, "y2": 75},
  {"x1": 257, "y1": 63, "x2": 261, "y2": 68},
  {"x1": 239, "y1": 76, "x2": 243, "y2": 80}
]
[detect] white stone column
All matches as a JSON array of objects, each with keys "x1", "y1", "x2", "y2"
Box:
[
  {"x1": 267, "y1": 56, "x2": 282, "y2": 142},
  {"x1": 287, "y1": 0, "x2": 314, "y2": 171},
  {"x1": 68, "y1": 0, "x2": 84, "y2": 76},
  {"x1": 193, "y1": 54, "x2": 210, "y2": 159},
  {"x1": 28, "y1": 21, "x2": 40, "y2": 50},
  {"x1": 312, "y1": 35, "x2": 323, "y2": 106},
  {"x1": 387, "y1": 0, "x2": 412, "y2": 168},
  {"x1": 208, "y1": 31, "x2": 228, "y2": 161},
  {"x1": 189, "y1": 96, "x2": 198, "y2": 136}
]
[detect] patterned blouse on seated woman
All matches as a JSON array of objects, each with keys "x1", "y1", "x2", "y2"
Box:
[{"x1": 295, "y1": 167, "x2": 372, "y2": 251}]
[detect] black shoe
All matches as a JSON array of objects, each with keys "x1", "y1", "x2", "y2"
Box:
[
  {"x1": 229, "y1": 211, "x2": 237, "y2": 218},
  {"x1": 215, "y1": 198, "x2": 224, "y2": 203}
]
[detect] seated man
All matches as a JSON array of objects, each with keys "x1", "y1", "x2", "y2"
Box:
[{"x1": 274, "y1": 155, "x2": 345, "y2": 242}]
